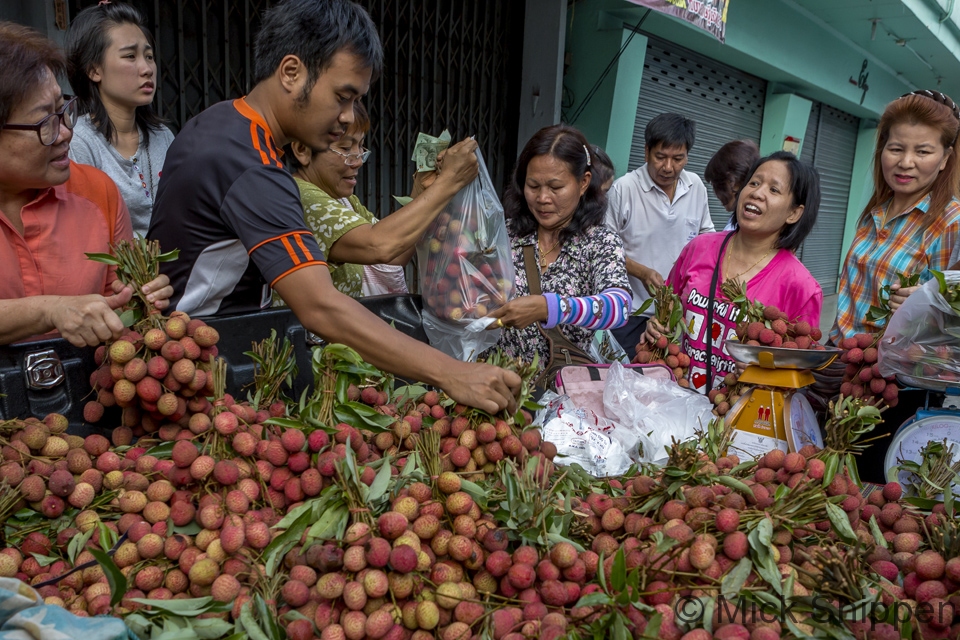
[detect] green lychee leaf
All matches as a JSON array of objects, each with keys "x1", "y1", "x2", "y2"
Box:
[
  {"x1": 85, "y1": 252, "x2": 122, "y2": 266},
  {"x1": 721, "y1": 557, "x2": 753, "y2": 598},
  {"x1": 610, "y1": 549, "x2": 627, "y2": 592},
  {"x1": 366, "y1": 457, "x2": 393, "y2": 504},
  {"x1": 573, "y1": 591, "x2": 611, "y2": 609},
  {"x1": 825, "y1": 501, "x2": 858, "y2": 543},
  {"x1": 868, "y1": 515, "x2": 888, "y2": 549},
  {"x1": 90, "y1": 547, "x2": 127, "y2": 607},
  {"x1": 29, "y1": 553, "x2": 58, "y2": 567}
]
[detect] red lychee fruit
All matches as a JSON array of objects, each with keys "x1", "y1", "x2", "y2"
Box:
[
  {"x1": 47, "y1": 469, "x2": 75, "y2": 498},
  {"x1": 171, "y1": 440, "x2": 199, "y2": 469},
  {"x1": 212, "y1": 460, "x2": 239, "y2": 485},
  {"x1": 722, "y1": 531, "x2": 748, "y2": 560}
]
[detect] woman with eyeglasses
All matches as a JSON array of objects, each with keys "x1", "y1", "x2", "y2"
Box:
[
  {"x1": 283, "y1": 102, "x2": 480, "y2": 297},
  {"x1": 0, "y1": 22, "x2": 171, "y2": 347},
  {"x1": 65, "y1": 2, "x2": 174, "y2": 237}
]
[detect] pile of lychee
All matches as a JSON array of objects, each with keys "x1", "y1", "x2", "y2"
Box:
[
  {"x1": 735, "y1": 305, "x2": 825, "y2": 350},
  {"x1": 839, "y1": 332, "x2": 899, "y2": 407},
  {"x1": 633, "y1": 336, "x2": 691, "y2": 387}
]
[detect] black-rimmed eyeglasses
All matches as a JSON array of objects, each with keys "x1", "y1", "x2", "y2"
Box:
[{"x1": 1, "y1": 97, "x2": 79, "y2": 146}]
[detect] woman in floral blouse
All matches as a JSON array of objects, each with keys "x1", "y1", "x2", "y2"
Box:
[
  {"x1": 281, "y1": 102, "x2": 480, "y2": 298},
  {"x1": 487, "y1": 125, "x2": 631, "y2": 371}
]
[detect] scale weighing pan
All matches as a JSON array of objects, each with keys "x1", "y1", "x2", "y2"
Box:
[
  {"x1": 897, "y1": 373, "x2": 960, "y2": 394},
  {"x1": 886, "y1": 414, "x2": 960, "y2": 491},
  {"x1": 726, "y1": 339, "x2": 842, "y2": 370}
]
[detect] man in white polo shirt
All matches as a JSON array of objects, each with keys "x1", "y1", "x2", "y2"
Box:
[{"x1": 605, "y1": 113, "x2": 713, "y2": 353}]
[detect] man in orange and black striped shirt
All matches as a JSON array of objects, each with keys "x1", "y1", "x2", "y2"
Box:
[{"x1": 148, "y1": 0, "x2": 520, "y2": 413}]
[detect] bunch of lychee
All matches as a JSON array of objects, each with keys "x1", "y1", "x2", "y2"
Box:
[
  {"x1": 346, "y1": 386, "x2": 539, "y2": 484},
  {"x1": 84, "y1": 311, "x2": 221, "y2": 435},
  {"x1": 839, "y1": 332, "x2": 899, "y2": 407},
  {"x1": 736, "y1": 305, "x2": 825, "y2": 350},
  {"x1": 633, "y1": 337, "x2": 691, "y2": 387},
  {"x1": 418, "y1": 211, "x2": 514, "y2": 323}
]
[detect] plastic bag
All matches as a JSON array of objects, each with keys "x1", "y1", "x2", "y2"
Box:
[
  {"x1": 416, "y1": 149, "x2": 515, "y2": 360},
  {"x1": 422, "y1": 315, "x2": 502, "y2": 362},
  {"x1": 879, "y1": 272, "x2": 960, "y2": 384},
  {"x1": 537, "y1": 393, "x2": 636, "y2": 478},
  {"x1": 603, "y1": 362, "x2": 713, "y2": 464},
  {"x1": 588, "y1": 330, "x2": 630, "y2": 365}
]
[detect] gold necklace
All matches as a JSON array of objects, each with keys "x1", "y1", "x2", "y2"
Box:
[
  {"x1": 537, "y1": 234, "x2": 561, "y2": 268},
  {"x1": 726, "y1": 246, "x2": 774, "y2": 281}
]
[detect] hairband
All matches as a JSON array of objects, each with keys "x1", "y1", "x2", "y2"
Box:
[
  {"x1": 583, "y1": 145, "x2": 591, "y2": 167},
  {"x1": 900, "y1": 89, "x2": 960, "y2": 122},
  {"x1": 900, "y1": 89, "x2": 960, "y2": 145},
  {"x1": 98, "y1": 0, "x2": 111, "y2": 5}
]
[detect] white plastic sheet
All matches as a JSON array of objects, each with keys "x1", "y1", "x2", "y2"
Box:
[{"x1": 535, "y1": 363, "x2": 713, "y2": 476}]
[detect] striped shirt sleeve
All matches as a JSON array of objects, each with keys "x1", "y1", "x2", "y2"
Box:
[{"x1": 543, "y1": 288, "x2": 631, "y2": 331}]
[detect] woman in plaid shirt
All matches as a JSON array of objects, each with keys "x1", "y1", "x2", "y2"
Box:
[
  {"x1": 829, "y1": 90, "x2": 960, "y2": 482},
  {"x1": 831, "y1": 90, "x2": 960, "y2": 345}
]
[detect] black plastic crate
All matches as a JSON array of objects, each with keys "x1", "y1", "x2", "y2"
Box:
[{"x1": 0, "y1": 295, "x2": 426, "y2": 435}]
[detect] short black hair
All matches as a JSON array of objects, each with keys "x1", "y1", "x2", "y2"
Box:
[
  {"x1": 705, "y1": 139, "x2": 760, "y2": 210},
  {"x1": 731, "y1": 151, "x2": 820, "y2": 252},
  {"x1": 0, "y1": 21, "x2": 65, "y2": 130},
  {"x1": 253, "y1": 0, "x2": 383, "y2": 98},
  {"x1": 65, "y1": 2, "x2": 166, "y2": 146},
  {"x1": 644, "y1": 112, "x2": 696, "y2": 153},
  {"x1": 505, "y1": 125, "x2": 606, "y2": 245},
  {"x1": 590, "y1": 144, "x2": 614, "y2": 186}
]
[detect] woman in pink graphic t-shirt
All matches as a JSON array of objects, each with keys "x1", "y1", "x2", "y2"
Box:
[{"x1": 643, "y1": 151, "x2": 824, "y2": 394}]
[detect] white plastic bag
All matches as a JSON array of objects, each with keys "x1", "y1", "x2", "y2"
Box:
[
  {"x1": 879, "y1": 272, "x2": 960, "y2": 383},
  {"x1": 416, "y1": 149, "x2": 515, "y2": 360},
  {"x1": 539, "y1": 398, "x2": 635, "y2": 478},
  {"x1": 603, "y1": 362, "x2": 713, "y2": 464}
]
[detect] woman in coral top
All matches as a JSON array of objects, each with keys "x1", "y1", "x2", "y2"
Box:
[{"x1": 643, "y1": 151, "x2": 823, "y2": 394}]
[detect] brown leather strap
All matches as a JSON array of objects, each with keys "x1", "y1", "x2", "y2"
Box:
[
  {"x1": 521, "y1": 244, "x2": 583, "y2": 351},
  {"x1": 521, "y1": 244, "x2": 596, "y2": 388},
  {"x1": 522, "y1": 244, "x2": 542, "y2": 295}
]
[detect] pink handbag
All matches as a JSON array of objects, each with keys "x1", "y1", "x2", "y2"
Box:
[{"x1": 554, "y1": 364, "x2": 675, "y2": 420}]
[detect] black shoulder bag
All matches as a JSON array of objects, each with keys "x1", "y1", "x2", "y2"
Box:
[{"x1": 704, "y1": 232, "x2": 736, "y2": 393}]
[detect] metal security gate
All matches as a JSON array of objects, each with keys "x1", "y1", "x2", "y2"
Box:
[
  {"x1": 69, "y1": 0, "x2": 524, "y2": 218},
  {"x1": 629, "y1": 35, "x2": 766, "y2": 231},
  {"x1": 799, "y1": 102, "x2": 859, "y2": 294}
]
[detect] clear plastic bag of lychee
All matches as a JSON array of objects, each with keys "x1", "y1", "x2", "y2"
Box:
[
  {"x1": 879, "y1": 271, "x2": 960, "y2": 382},
  {"x1": 416, "y1": 149, "x2": 515, "y2": 360}
]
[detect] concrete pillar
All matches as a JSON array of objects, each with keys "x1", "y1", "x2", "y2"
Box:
[
  {"x1": 759, "y1": 92, "x2": 813, "y2": 156},
  {"x1": 840, "y1": 121, "x2": 879, "y2": 262},
  {"x1": 516, "y1": 0, "x2": 568, "y2": 157},
  {"x1": 602, "y1": 29, "x2": 647, "y2": 179},
  {"x1": 565, "y1": 7, "x2": 646, "y2": 177}
]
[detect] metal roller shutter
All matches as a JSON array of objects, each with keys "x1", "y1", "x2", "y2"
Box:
[
  {"x1": 628, "y1": 35, "x2": 766, "y2": 231},
  {"x1": 797, "y1": 103, "x2": 859, "y2": 294}
]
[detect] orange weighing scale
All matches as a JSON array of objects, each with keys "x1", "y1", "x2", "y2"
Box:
[{"x1": 723, "y1": 340, "x2": 842, "y2": 459}]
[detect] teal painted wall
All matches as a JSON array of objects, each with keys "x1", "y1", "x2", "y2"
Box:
[
  {"x1": 604, "y1": 30, "x2": 647, "y2": 178},
  {"x1": 565, "y1": 7, "x2": 646, "y2": 177},
  {"x1": 841, "y1": 123, "x2": 880, "y2": 263},
  {"x1": 759, "y1": 93, "x2": 813, "y2": 156}
]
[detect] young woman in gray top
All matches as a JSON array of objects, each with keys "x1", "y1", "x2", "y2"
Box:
[{"x1": 65, "y1": 2, "x2": 173, "y2": 236}]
